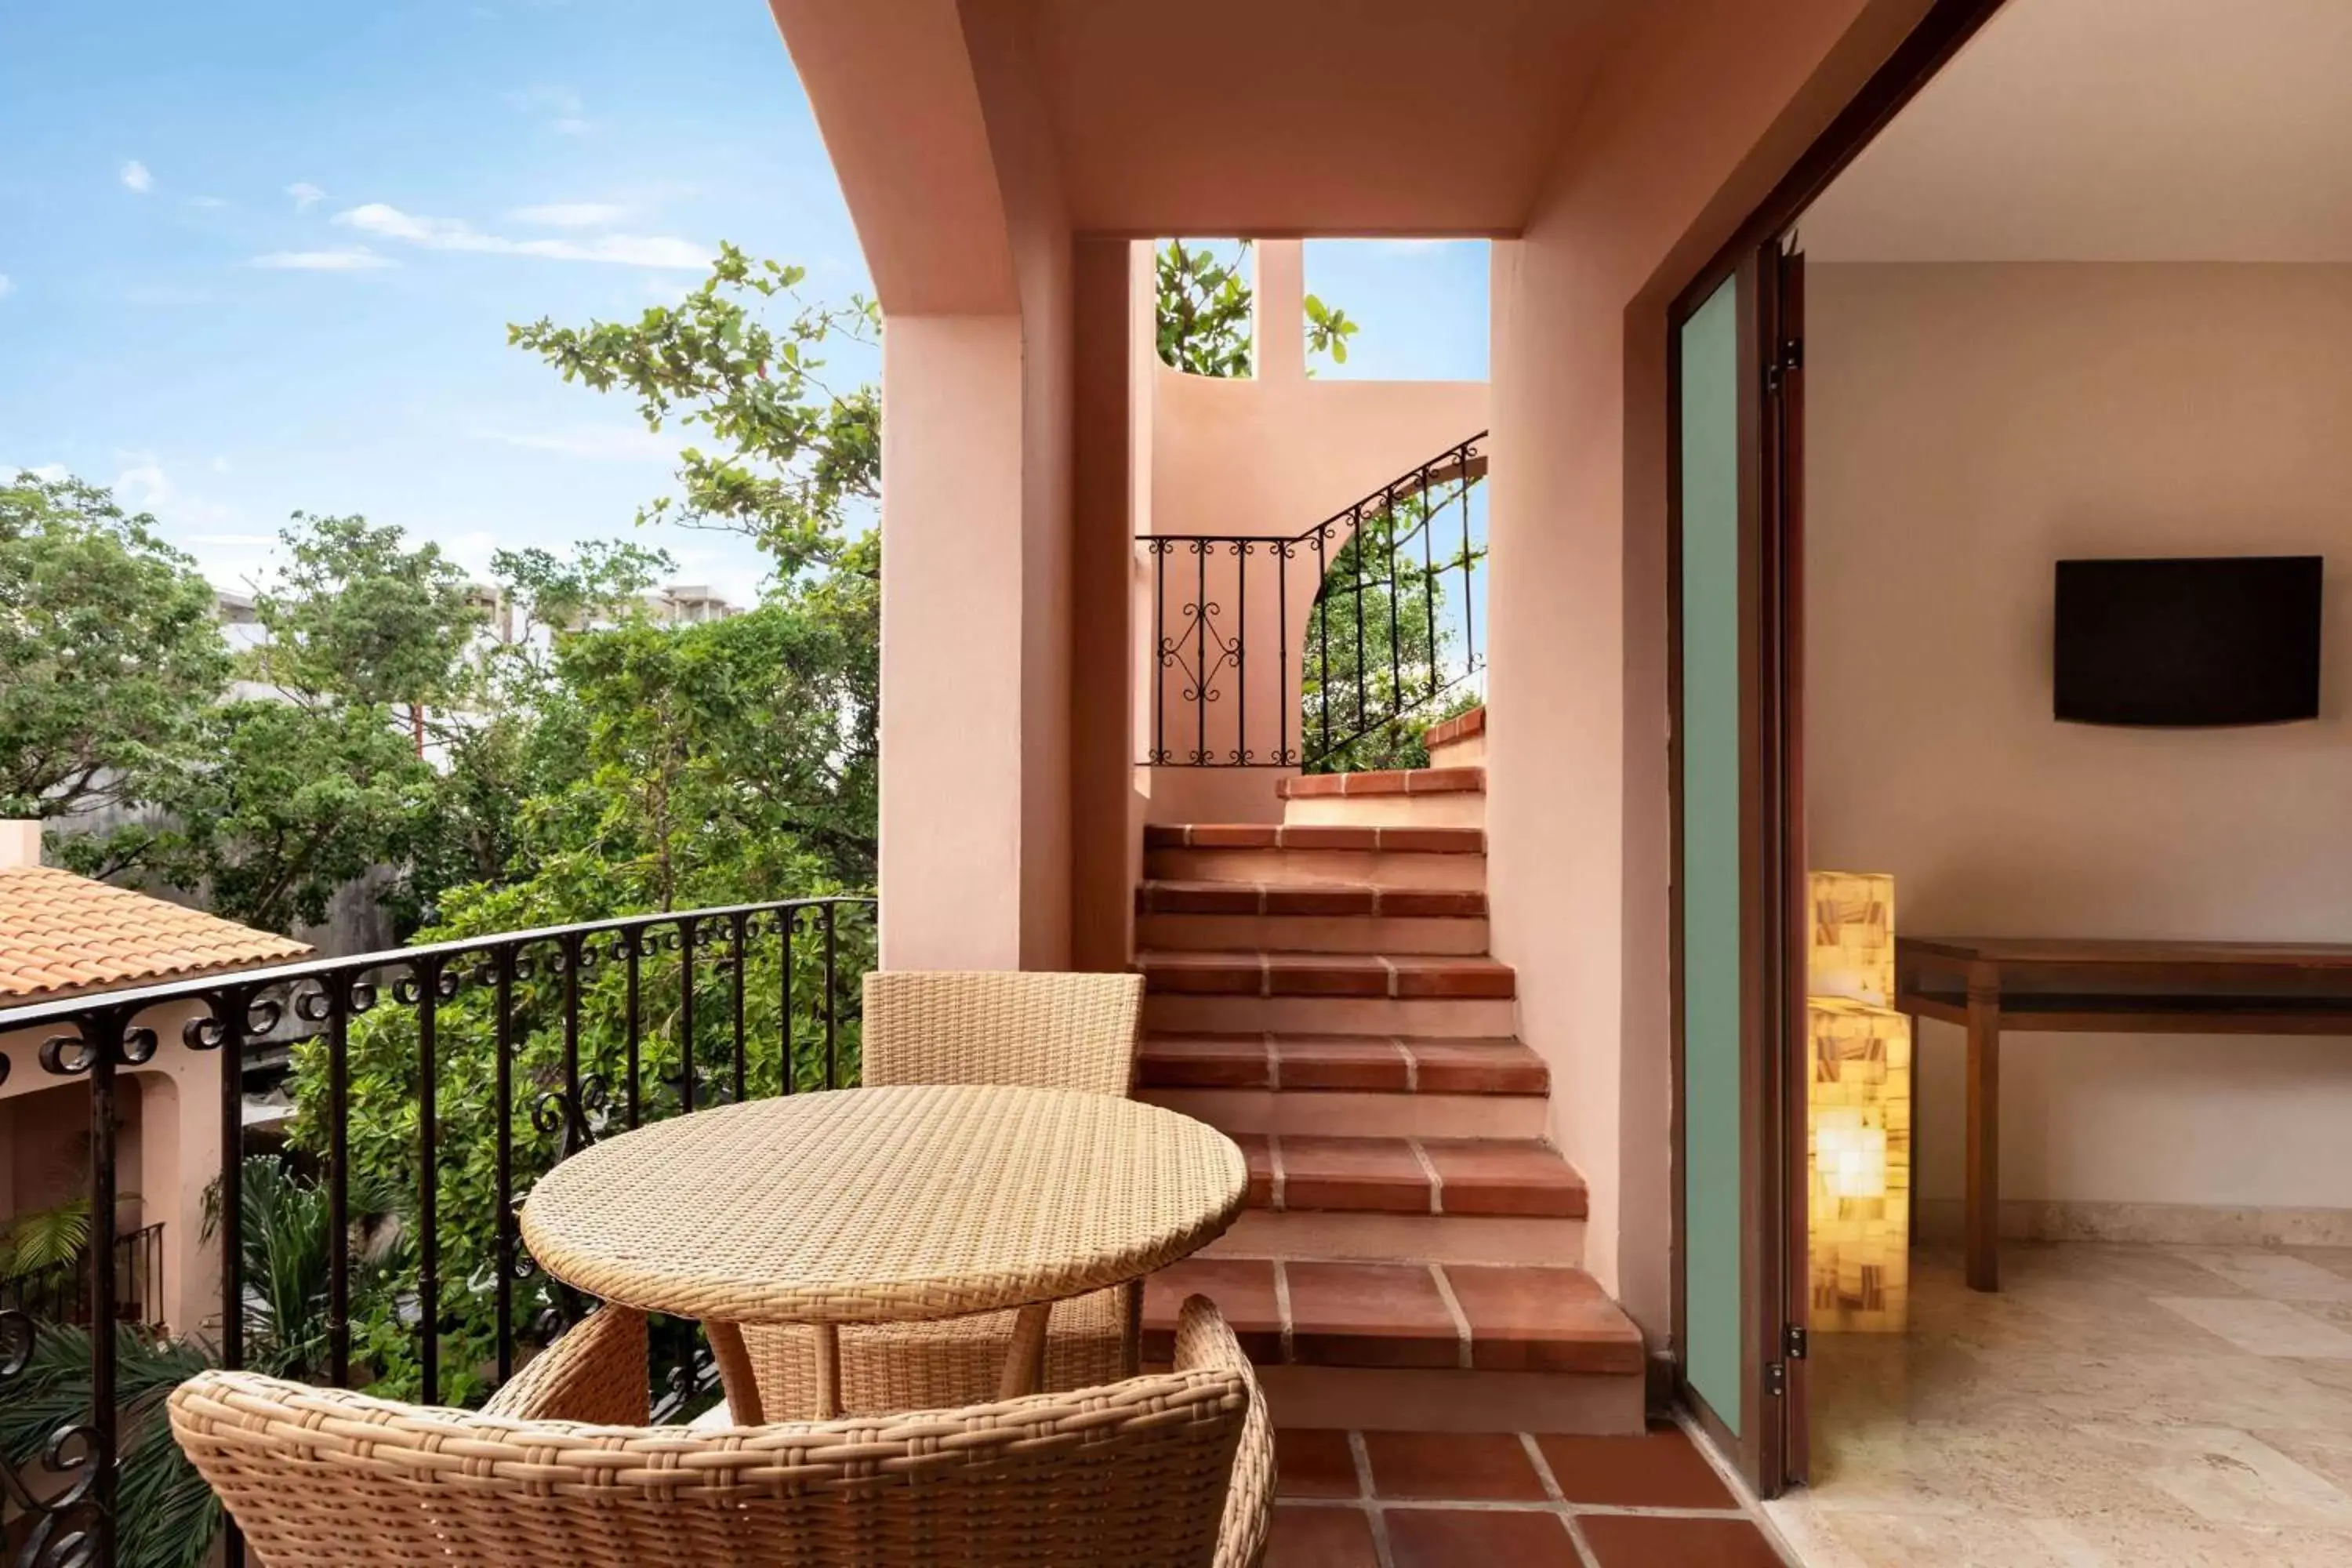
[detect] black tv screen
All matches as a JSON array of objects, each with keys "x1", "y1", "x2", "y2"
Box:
[{"x1": 2053, "y1": 556, "x2": 2322, "y2": 727}]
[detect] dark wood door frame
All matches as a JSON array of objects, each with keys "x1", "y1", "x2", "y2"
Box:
[{"x1": 1664, "y1": 0, "x2": 2011, "y2": 1499}]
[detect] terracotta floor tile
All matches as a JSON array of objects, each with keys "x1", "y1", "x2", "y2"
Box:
[
  {"x1": 1141, "y1": 880, "x2": 1260, "y2": 915},
  {"x1": 1278, "y1": 825, "x2": 1380, "y2": 851},
  {"x1": 1534, "y1": 1426, "x2": 1737, "y2": 1509},
  {"x1": 1389, "y1": 956, "x2": 1516, "y2": 999},
  {"x1": 1577, "y1": 1514, "x2": 1784, "y2": 1568},
  {"x1": 1232, "y1": 1131, "x2": 1277, "y2": 1207},
  {"x1": 1375, "y1": 887, "x2": 1486, "y2": 918},
  {"x1": 1265, "y1": 953, "x2": 1389, "y2": 997},
  {"x1": 1422, "y1": 1138, "x2": 1587, "y2": 1217},
  {"x1": 1265, "y1": 885, "x2": 1377, "y2": 917},
  {"x1": 1274, "y1": 1429, "x2": 1361, "y2": 1499},
  {"x1": 1140, "y1": 1033, "x2": 1269, "y2": 1088},
  {"x1": 1142, "y1": 1257, "x2": 1283, "y2": 1363},
  {"x1": 1443, "y1": 1265, "x2": 1646, "y2": 1374},
  {"x1": 1361, "y1": 1431, "x2": 1547, "y2": 1501},
  {"x1": 1279, "y1": 1136, "x2": 1432, "y2": 1214},
  {"x1": 1142, "y1": 952, "x2": 1262, "y2": 994},
  {"x1": 1275, "y1": 1036, "x2": 1411, "y2": 1091},
  {"x1": 1406, "y1": 1039, "x2": 1548, "y2": 1095},
  {"x1": 1185, "y1": 824, "x2": 1279, "y2": 848},
  {"x1": 1374, "y1": 826, "x2": 1483, "y2": 853},
  {"x1": 1265, "y1": 1504, "x2": 1382, "y2": 1567},
  {"x1": 1382, "y1": 1507, "x2": 1583, "y2": 1567},
  {"x1": 1283, "y1": 1261, "x2": 1460, "y2": 1369}
]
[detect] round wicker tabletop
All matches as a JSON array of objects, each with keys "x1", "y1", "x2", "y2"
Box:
[{"x1": 519, "y1": 1083, "x2": 1248, "y2": 1327}]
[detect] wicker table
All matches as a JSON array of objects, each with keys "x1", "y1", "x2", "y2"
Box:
[{"x1": 519, "y1": 1083, "x2": 1248, "y2": 1421}]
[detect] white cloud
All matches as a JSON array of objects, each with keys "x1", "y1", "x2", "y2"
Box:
[
  {"x1": 120, "y1": 159, "x2": 154, "y2": 194},
  {"x1": 471, "y1": 423, "x2": 673, "y2": 460},
  {"x1": 0, "y1": 274, "x2": 13, "y2": 299},
  {"x1": 210, "y1": 456, "x2": 234, "y2": 474},
  {"x1": 506, "y1": 85, "x2": 590, "y2": 133},
  {"x1": 336, "y1": 202, "x2": 709, "y2": 270},
  {"x1": 550, "y1": 118, "x2": 592, "y2": 136},
  {"x1": 508, "y1": 201, "x2": 628, "y2": 227},
  {"x1": 187, "y1": 532, "x2": 276, "y2": 547},
  {"x1": 6, "y1": 462, "x2": 71, "y2": 483},
  {"x1": 251, "y1": 246, "x2": 398, "y2": 271},
  {"x1": 111, "y1": 453, "x2": 244, "y2": 530},
  {"x1": 285, "y1": 182, "x2": 326, "y2": 210}
]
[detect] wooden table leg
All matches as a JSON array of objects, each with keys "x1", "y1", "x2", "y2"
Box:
[
  {"x1": 706, "y1": 1320, "x2": 767, "y2": 1425},
  {"x1": 1964, "y1": 970, "x2": 2001, "y2": 1293},
  {"x1": 999, "y1": 1301, "x2": 1054, "y2": 1399}
]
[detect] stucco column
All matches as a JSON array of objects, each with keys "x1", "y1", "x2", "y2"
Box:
[
  {"x1": 878, "y1": 317, "x2": 1030, "y2": 970},
  {"x1": 1254, "y1": 241, "x2": 1306, "y2": 383}
]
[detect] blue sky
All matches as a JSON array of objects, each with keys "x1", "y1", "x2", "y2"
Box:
[{"x1": 0, "y1": 2, "x2": 1486, "y2": 608}]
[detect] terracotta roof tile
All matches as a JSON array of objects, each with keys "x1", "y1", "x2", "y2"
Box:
[{"x1": 0, "y1": 866, "x2": 311, "y2": 1002}]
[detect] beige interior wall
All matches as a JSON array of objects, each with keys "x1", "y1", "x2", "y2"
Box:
[{"x1": 1807, "y1": 261, "x2": 2352, "y2": 1211}]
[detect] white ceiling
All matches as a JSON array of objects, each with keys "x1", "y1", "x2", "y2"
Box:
[{"x1": 1802, "y1": 0, "x2": 2352, "y2": 262}]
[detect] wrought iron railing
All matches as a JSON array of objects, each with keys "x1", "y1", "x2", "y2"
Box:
[
  {"x1": 1139, "y1": 433, "x2": 1486, "y2": 771},
  {"x1": 0, "y1": 893, "x2": 873, "y2": 1568},
  {"x1": 0, "y1": 1225, "x2": 164, "y2": 1330}
]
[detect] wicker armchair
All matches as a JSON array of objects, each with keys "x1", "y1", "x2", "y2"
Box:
[
  {"x1": 739, "y1": 970, "x2": 1148, "y2": 1421},
  {"x1": 170, "y1": 1295, "x2": 1272, "y2": 1568}
]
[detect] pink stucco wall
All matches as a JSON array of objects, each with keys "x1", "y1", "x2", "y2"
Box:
[{"x1": 1483, "y1": 0, "x2": 1934, "y2": 1336}]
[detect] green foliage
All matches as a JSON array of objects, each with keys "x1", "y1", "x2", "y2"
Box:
[
  {"x1": 205, "y1": 1156, "x2": 408, "y2": 1381},
  {"x1": 1301, "y1": 493, "x2": 1483, "y2": 773},
  {"x1": 0, "y1": 1325, "x2": 219, "y2": 1568},
  {"x1": 1303, "y1": 292, "x2": 1359, "y2": 365},
  {"x1": 0, "y1": 472, "x2": 232, "y2": 822},
  {"x1": 0, "y1": 1196, "x2": 92, "y2": 1277},
  {"x1": 508, "y1": 243, "x2": 879, "y2": 574},
  {"x1": 1156, "y1": 240, "x2": 1360, "y2": 377},
  {"x1": 249, "y1": 513, "x2": 482, "y2": 713},
  {"x1": 1156, "y1": 239, "x2": 1255, "y2": 377}
]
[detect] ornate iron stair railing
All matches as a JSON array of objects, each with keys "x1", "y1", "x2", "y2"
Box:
[{"x1": 1138, "y1": 432, "x2": 1486, "y2": 771}]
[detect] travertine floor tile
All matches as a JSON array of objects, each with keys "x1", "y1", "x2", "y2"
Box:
[{"x1": 2154, "y1": 1296, "x2": 2352, "y2": 1358}]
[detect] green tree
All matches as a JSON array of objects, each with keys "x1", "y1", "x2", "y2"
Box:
[
  {"x1": 1155, "y1": 238, "x2": 1358, "y2": 376},
  {"x1": 1301, "y1": 492, "x2": 1482, "y2": 773},
  {"x1": 0, "y1": 472, "x2": 230, "y2": 823},
  {"x1": 249, "y1": 512, "x2": 483, "y2": 727},
  {"x1": 508, "y1": 243, "x2": 879, "y2": 573}
]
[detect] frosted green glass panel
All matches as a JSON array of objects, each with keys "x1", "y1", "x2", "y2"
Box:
[{"x1": 1679, "y1": 276, "x2": 1743, "y2": 1436}]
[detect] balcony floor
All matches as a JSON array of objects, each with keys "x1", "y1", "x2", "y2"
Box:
[{"x1": 1267, "y1": 1421, "x2": 1787, "y2": 1566}]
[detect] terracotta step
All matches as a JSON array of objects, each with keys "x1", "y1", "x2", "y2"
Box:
[
  {"x1": 1144, "y1": 993, "x2": 1514, "y2": 1036},
  {"x1": 1425, "y1": 705, "x2": 1486, "y2": 768},
  {"x1": 1138, "y1": 950, "x2": 1515, "y2": 1000},
  {"x1": 1278, "y1": 765, "x2": 1486, "y2": 829},
  {"x1": 1144, "y1": 1258, "x2": 1637, "y2": 1374},
  {"x1": 1141, "y1": 1258, "x2": 1643, "y2": 1432},
  {"x1": 1231, "y1": 1133, "x2": 1585, "y2": 1219},
  {"x1": 1135, "y1": 880, "x2": 1488, "y2": 956},
  {"x1": 1145, "y1": 823, "x2": 1484, "y2": 893},
  {"x1": 1138, "y1": 1033, "x2": 1546, "y2": 1095}
]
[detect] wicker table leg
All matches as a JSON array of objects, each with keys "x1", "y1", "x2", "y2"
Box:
[
  {"x1": 998, "y1": 1301, "x2": 1055, "y2": 1399},
  {"x1": 811, "y1": 1323, "x2": 844, "y2": 1417},
  {"x1": 706, "y1": 1320, "x2": 766, "y2": 1425}
]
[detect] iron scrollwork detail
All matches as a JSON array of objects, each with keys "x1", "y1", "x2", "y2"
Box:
[{"x1": 1, "y1": 1308, "x2": 108, "y2": 1568}]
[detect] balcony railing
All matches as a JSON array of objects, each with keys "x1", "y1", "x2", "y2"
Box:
[
  {"x1": 0, "y1": 1225, "x2": 164, "y2": 1330},
  {"x1": 0, "y1": 893, "x2": 874, "y2": 1568},
  {"x1": 1140, "y1": 433, "x2": 1487, "y2": 771}
]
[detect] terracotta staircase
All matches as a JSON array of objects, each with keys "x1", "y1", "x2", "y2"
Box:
[{"x1": 1135, "y1": 709, "x2": 1647, "y2": 1433}]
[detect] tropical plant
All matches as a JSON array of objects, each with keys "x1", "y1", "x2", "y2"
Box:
[
  {"x1": 0, "y1": 1196, "x2": 92, "y2": 1279},
  {"x1": 0, "y1": 1324, "x2": 219, "y2": 1568},
  {"x1": 1156, "y1": 238, "x2": 1358, "y2": 376}
]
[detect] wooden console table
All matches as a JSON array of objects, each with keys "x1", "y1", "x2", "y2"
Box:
[{"x1": 1894, "y1": 936, "x2": 2352, "y2": 1292}]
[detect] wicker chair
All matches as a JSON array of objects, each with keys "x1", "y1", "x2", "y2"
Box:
[
  {"x1": 739, "y1": 970, "x2": 1148, "y2": 1421},
  {"x1": 170, "y1": 1295, "x2": 1272, "y2": 1568}
]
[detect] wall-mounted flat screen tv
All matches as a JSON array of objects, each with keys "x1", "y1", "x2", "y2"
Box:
[{"x1": 2053, "y1": 556, "x2": 2322, "y2": 727}]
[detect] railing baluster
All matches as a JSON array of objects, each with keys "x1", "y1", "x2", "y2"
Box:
[
  {"x1": 561, "y1": 933, "x2": 583, "y2": 1137},
  {"x1": 1316, "y1": 524, "x2": 1330, "y2": 760},
  {"x1": 416, "y1": 956, "x2": 441, "y2": 1403},
  {"x1": 677, "y1": 919, "x2": 698, "y2": 1113},
  {"x1": 217, "y1": 993, "x2": 248, "y2": 1376},
  {"x1": 1461, "y1": 441, "x2": 1479, "y2": 672},
  {"x1": 1153, "y1": 544, "x2": 1167, "y2": 764},
  {"x1": 326, "y1": 976, "x2": 351, "y2": 1386},
  {"x1": 781, "y1": 910, "x2": 797, "y2": 1094},
  {"x1": 1195, "y1": 541, "x2": 1209, "y2": 767},
  {"x1": 823, "y1": 902, "x2": 840, "y2": 1090},
  {"x1": 1235, "y1": 542, "x2": 1248, "y2": 763},
  {"x1": 494, "y1": 946, "x2": 516, "y2": 1385},
  {"x1": 1423, "y1": 473, "x2": 1440, "y2": 704},
  {"x1": 89, "y1": 1012, "x2": 122, "y2": 1566},
  {"x1": 731, "y1": 910, "x2": 750, "y2": 1102},
  {"x1": 625, "y1": 930, "x2": 643, "y2": 1130},
  {"x1": 1278, "y1": 548, "x2": 1290, "y2": 766}
]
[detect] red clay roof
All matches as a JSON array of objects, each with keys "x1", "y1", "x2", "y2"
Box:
[{"x1": 0, "y1": 866, "x2": 311, "y2": 1003}]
